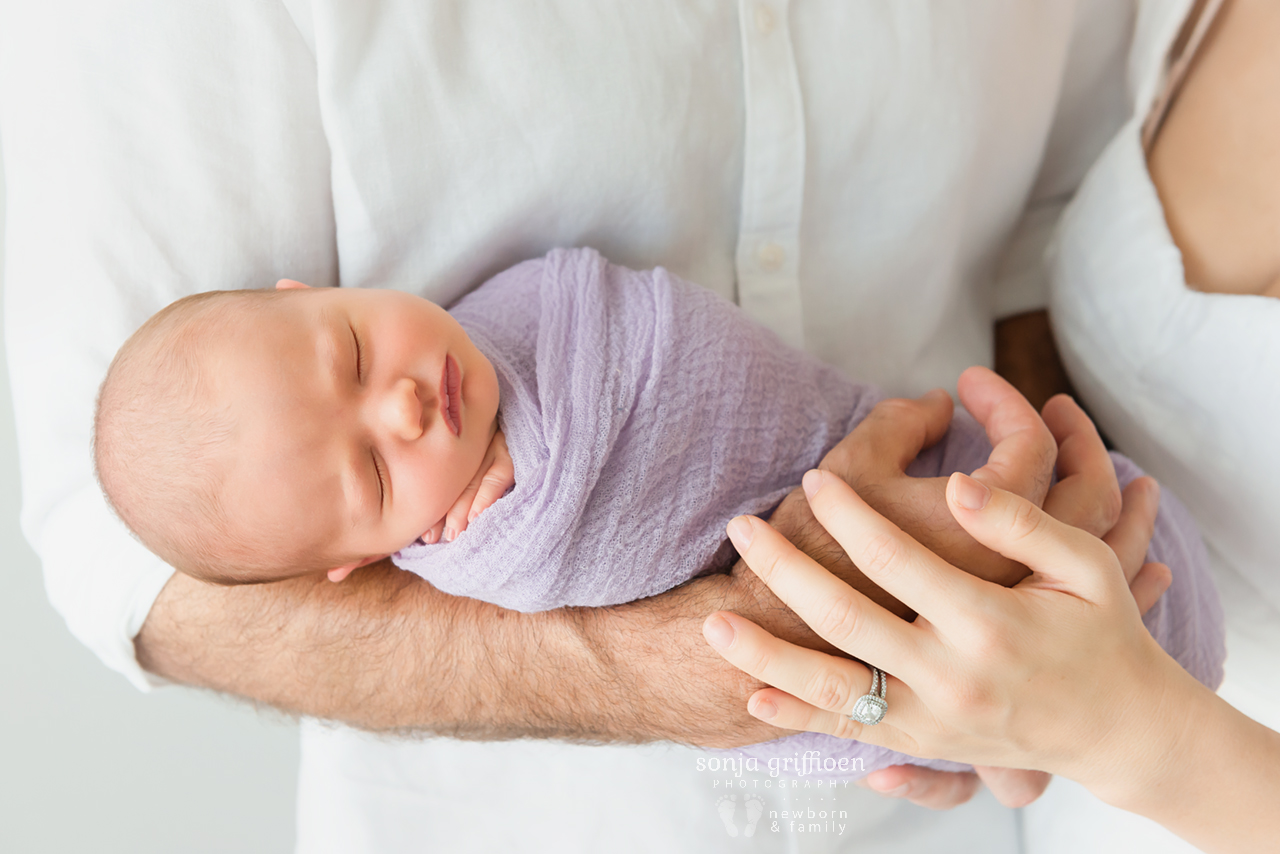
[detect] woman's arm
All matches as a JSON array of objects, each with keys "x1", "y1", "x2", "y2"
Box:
[{"x1": 705, "y1": 463, "x2": 1280, "y2": 852}]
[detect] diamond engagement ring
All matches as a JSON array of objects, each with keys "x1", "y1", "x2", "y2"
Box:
[{"x1": 849, "y1": 666, "x2": 888, "y2": 726}]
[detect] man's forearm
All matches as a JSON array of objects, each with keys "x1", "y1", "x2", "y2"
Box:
[{"x1": 137, "y1": 562, "x2": 781, "y2": 746}]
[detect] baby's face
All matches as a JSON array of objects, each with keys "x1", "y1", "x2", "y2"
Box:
[{"x1": 208, "y1": 282, "x2": 500, "y2": 580}]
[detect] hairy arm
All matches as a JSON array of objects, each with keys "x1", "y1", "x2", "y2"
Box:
[{"x1": 138, "y1": 508, "x2": 807, "y2": 747}]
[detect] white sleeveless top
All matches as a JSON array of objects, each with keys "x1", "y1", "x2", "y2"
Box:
[{"x1": 1051, "y1": 0, "x2": 1280, "y2": 718}]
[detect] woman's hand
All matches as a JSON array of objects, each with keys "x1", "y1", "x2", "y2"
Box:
[
  {"x1": 703, "y1": 467, "x2": 1183, "y2": 794},
  {"x1": 704, "y1": 469, "x2": 1280, "y2": 853}
]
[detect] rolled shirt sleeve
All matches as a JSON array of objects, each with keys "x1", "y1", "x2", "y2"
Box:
[{"x1": 0, "y1": 0, "x2": 336, "y2": 688}]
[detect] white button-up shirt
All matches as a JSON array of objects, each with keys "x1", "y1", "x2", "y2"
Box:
[{"x1": 2, "y1": 1, "x2": 1133, "y2": 850}]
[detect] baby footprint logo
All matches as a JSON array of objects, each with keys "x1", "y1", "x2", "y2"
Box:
[
  {"x1": 742, "y1": 794, "x2": 765, "y2": 837},
  {"x1": 716, "y1": 795, "x2": 739, "y2": 837}
]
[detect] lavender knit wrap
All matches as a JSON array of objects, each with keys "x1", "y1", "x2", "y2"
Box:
[{"x1": 394, "y1": 248, "x2": 1224, "y2": 778}]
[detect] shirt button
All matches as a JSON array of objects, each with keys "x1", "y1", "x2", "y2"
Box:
[
  {"x1": 757, "y1": 242, "x2": 785, "y2": 271},
  {"x1": 754, "y1": 3, "x2": 776, "y2": 36}
]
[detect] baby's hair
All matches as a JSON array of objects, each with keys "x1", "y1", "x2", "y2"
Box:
[{"x1": 93, "y1": 287, "x2": 301, "y2": 584}]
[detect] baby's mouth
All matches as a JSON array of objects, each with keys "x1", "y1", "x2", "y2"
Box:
[{"x1": 441, "y1": 355, "x2": 462, "y2": 437}]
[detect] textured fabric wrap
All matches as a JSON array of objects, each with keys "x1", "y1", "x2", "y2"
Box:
[{"x1": 395, "y1": 248, "x2": 1224, "y2": 777}]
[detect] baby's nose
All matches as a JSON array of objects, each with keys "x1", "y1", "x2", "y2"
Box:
[{"x1": 377, "y1": 377, "x2": 424, "y2": 442}]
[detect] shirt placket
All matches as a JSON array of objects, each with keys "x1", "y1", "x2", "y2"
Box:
[{"x1": 735, "y1": 0, "x2": 807, "y2": 351}]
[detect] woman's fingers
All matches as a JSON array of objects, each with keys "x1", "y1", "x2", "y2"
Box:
[
  {"x1": 1041, "y1": 395, "x2": 1122, "y2": 537},
  {"x1": 719, "y1": 517, "x2": 919, "y2": 672},
  {"x1": 1130, "y1": 562, "x2": 1173, "y2": 615},
  {"x1": 795, "y1": 470, "x2": 991, "y2": 630},
  {"x1": 741, "y1": 678, "x2": 926, "y2": 758},
  {"x1": 945, "y1": 472, "x2": 1120, "y2": 601},
  {"x1": 958, "y1": 366, "x2": 1057, "y2": 505},
  {"x1": 1103, "y1": 477, "x2": 1161, "y2": 584},
  {"x1": 703, "y1": 610, "x2": 875, "y2": 718}
]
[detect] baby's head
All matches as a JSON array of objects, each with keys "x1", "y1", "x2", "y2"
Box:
[{"x1": 94, "y1": 281, "x2": 500, "y2": 585}]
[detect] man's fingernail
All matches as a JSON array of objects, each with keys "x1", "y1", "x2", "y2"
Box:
[
  {"x1": 750, "y1": 696, "x2": 778, "y2": 720},
  {"x1": 704, "y1": 614, "x2": 736, "y2": 649},
  {"x1": 727, "y1": 516, "x2": 754, "y2": 549},
  {"x1": 952, "y1": 473, "x2": 990, "y2": 511},
  {"x1": 802, "y1": 469, "x2": 823, "y2": 500}
]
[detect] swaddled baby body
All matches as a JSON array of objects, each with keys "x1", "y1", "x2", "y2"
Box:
[{"x1": 94, "y1": 247, "x2": 1224, "y2": 778}]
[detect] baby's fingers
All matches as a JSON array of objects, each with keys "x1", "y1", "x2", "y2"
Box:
[
  {"x1": 468, "y1": 456, "x2": 514, "y2": 523},
  {"x1": 444, "y1": 479, "x2": 482, "y2": 541},
  {"x1": 421, "y1": 520, "x2": 445, "y2": 545}
]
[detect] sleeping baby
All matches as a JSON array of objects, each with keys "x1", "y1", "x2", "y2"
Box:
[{"x1": 93, "y1": 247, "x2": 1224, "y2": 779}]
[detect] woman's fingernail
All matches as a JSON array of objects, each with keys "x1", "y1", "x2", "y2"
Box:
[
  {"x1": 925, "y1": 388, "x2": 951, "y2": 402},
  {"x1": 727, "y1": 516, "x2": 754, "y2": 549},
  {"x1": 952, "y1": 473, "x2": 990, "y2": 511},
  {"x1": 444, "y1": 527, "x2": 457, "y2": 542},
  {"x1": 886, "y1": 784, "x2": 909, "y2": 797},
  {"x1": 802, "y1": 469, "x2": 823, "y2": 500},
  {"x1": 703, "y1": 614, "x2": 736, "y2": 649},
  {"x1": 750, "y1": 696, "x2": 778, "y2": 720}
]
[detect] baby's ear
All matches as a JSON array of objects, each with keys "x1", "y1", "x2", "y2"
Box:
[
  {"x1": 327, "y1": 564, "x2": 357, "y2": 583},
  {"x1": 327, "y1": 555, "x2": 388, "y2": 583},
  {"x1": 276, "y1": 279, "x2": 310, "y2": 291}
]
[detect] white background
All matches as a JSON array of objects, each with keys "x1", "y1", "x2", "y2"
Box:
[{"x1": 0, "y1": 137, "x2": 300, "y2": 853}]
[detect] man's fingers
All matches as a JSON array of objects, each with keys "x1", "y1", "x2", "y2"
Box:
[
  {"x1": 861, "y1": 765, "x2": 981, "y2": 810},
  {"x1": 945, "y1": 473, "x2": 1119, "y2": 600},
  {"x1": 820, "y1": 390, "x2": 953, "y2": 484},
  {"x1": 1130, "y1": 562, "x2": 1173, "y2": 615},
  {"x1": 1102, "y1": 477, "x2": 1161, "y2": 584},
  {"x1": 1041, "y1": 395, "x2": 1121, "y2": 537},
  {"x1": 972, "y1": 766, "x2": 1052, "y2": 808},
  {"x1": 958, "y1": 367, "x2": 1057, "y2": 505},
  {"x1": 722, "y1": 510, "x2": 920, "y2": 673}
]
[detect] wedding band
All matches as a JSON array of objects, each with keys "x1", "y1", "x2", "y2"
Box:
[{"x1": 849, "y1": 666, "x2": 888, "y2": 726}]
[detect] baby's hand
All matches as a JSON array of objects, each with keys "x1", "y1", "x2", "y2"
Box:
[{"x1": 421, "y1": 428, "x2": 514, "y2": 544}]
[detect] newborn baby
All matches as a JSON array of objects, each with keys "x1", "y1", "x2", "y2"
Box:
[{"x1": 94, "y1": 247, "x2": 1224, "y2": 778}]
